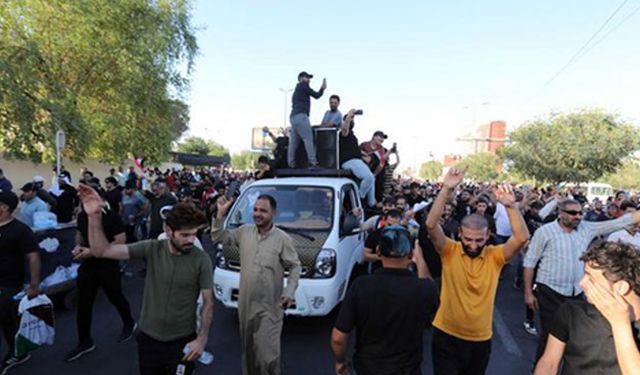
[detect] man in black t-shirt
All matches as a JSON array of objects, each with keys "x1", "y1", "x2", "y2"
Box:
[
  {"x1": 51, "y1": 175, "x2": 78, "y2": 223},
  {"x1": 331, "y1": 225, "x2": 438, "y2": 375},
  {"x1": 534, "y1": 240, "x2": 640, "y2": 375},
  {"x1": 0, "y1": 191, "x2": 40, "y2": 373},
  {"x1": 363, "y1": 210, "x2": 402, "y2": 274},
  {"x1": 146, "y1": 180, "x2": 177, "y2": 239},
  {"x1": 65, "y1": 203, "x2": 135, "y2": 362}
]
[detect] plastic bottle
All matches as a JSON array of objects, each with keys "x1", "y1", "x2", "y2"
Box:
[{"x1": 183, "y1": 345, "x2": 214, "y2": 365}]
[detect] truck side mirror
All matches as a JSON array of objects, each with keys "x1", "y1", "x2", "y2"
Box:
[{"x1": 340, "y1": 213, "x2": 360, "y2": 237}]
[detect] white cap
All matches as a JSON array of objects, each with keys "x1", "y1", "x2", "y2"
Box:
[{"x1": 32, "y1": 175, "x2": 45, "y2": 183}]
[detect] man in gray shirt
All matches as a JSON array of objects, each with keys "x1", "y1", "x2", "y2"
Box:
[
  {"x1": 320, "y1": 95, "x2": 342, "y2": 128},
  {"x1": 524, "y1": 198, "x2": 640, "y2": 362}
]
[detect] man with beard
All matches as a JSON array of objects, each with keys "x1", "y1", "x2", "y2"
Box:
[
  {"x1": 524, "y1": 198, "x2": 640, "y2": 364},
  {"x1": 320, "y1": 95, "x2": 342, "y2": 128},
  {"x1": 426, "y1": 168, "x2": 529, "y2": 375},
  {"x1": 607, "y1": 201, "x2": 640, "y2": 247},
  {"x1": 76, "y1": 185, "x2": 213, "y2": 375},
  {"x1": 212, "y1": 194, "x2": 302, "y2": 375}
]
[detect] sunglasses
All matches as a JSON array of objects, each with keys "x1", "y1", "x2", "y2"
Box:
[{"x1": 562, "y1": 210, "x2": 583, "y2": 216}]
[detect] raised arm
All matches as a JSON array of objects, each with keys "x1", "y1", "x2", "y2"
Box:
[
  {"x1": 305, "y1": 78, "x2": 326, "y2": 99},
  {"x1": 426, "y1": 168, "x2": 466, "y2": 252},
  {"x1": 340, "y1": 110, "x2": 355, "y2": 137},
  {"x1": 583, "y1": 212, "x2": 636, "y2": 238},
  {"x1": 495, "y1": 185, "x2": 530, "y2": 261},
  {"x1": 77, "y1": 184, "x2": 130, "y2": 260},
  {"x1": 210, "y1": 196, "x2": 240, "y2": 246}
]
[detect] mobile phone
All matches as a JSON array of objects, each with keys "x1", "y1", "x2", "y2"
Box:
[{"x1": 226, "y1": 181, "x2": 239, "y2": 200}]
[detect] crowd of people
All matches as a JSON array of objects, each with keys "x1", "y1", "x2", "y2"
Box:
[{"x1": 0, "y1": 73, "x2": 638, "y2": 374}]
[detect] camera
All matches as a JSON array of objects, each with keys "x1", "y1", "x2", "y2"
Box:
[{"x1": 353, "y1": 109, "x2": 364, "y2": 116}]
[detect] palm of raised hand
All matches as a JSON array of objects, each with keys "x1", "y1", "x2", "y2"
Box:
[
  {"x1": 443, "y1": 168, "x2": 465, "y2": 189},
  {"x1": 77, "y1": 184, "x2": 103, "y2": 215},
  {"x1": 496, "y1": 185, "x2": 516, "y2": 207}
]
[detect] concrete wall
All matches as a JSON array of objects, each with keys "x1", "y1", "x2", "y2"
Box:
[{"x1": 0, "y1": 157, "x2": 122, "y2": 190}]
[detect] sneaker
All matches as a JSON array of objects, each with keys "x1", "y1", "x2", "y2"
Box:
[
  {"x1": 64, "y1": 341, "x2": 96, "y2": 362},
  {"x1": 1, "y1": 354, "x2": 31, "y2": 375},
  {"x1": 118, "y1": 322, "x2": 138, "y2": 343},
  {"x1": 523, "y1": 321, "x2": 538, "y2": 336}
]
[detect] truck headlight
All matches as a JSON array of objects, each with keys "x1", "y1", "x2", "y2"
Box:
[
  {"x1": 215, "y1": 250, "x2": 227, "y2": 269},
  {"x1": 313, "y1": 248, "x2": 336, "y2": 278}
]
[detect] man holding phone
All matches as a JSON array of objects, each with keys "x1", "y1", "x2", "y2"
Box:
[{"x1": 287, "y1": 71, "x2": 326, "y2": 169}]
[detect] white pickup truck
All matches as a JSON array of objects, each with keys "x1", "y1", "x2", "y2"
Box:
[{"x1": 212, "y1": 176, "x2": 365, "y2": 316}]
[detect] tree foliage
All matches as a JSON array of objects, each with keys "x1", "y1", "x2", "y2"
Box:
[
  {"x1": 231, "y1": 151, "x2": 265, "y2": 171},
  {"x1": 457, "y1": 152, "x2": 500, "y2": 181},
  {"x1": 418, "y1": 160, "x2": 443, "y2": 181},
  {"x1": 500, "y1": 109, "x2": 640, "y2": 183},
  {"x1": 601, "y1": 159, "x2": 640, "y2": 191},
  {"x1": 0, "y1": 0, "x2": 197, "y2": 163},
  {"x1": 176, "y1": 136, "x2": 230, "y2": 158}
]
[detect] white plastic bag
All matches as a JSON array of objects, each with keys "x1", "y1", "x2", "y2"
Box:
[
  {"x1": 40, "y1": 266, "x2": 68, "y2": 288},
  {"x1": 33, "y1": 212, "x2": 58, "y2": 231},
  {"x1": 14, "y1": 294, "x2": 55, "y2": 357}
]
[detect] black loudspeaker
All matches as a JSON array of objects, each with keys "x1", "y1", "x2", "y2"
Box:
[
  {"x1": 315, "y1": 128, "x2": 338, "y2": 169},
  {"x1": 294, "y1": 142, "x2": 309, "y2": 169}
]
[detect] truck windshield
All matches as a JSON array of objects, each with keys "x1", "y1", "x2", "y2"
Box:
[{"x1": 227, "y1": 185, "x2": 334, "y2": 230}]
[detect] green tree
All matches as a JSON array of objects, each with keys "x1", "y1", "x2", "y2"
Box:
[
  {"x1": 601, "y1": 159, "x2": 640, "y2": 190},
  {"x1": 232, "y1": 151, "x2": 265, "y2": 171},
  {"x1": 177, "y1": 136, "x2": 229, "y2": 157},
  {"x1": 457, "y1": 152, "x2": 500, "y2": 181},
  {"x1": 419, "y1": 160, "x2": 443, "y2": 181},
  {"x1": 500, "y1": 109, "x2": 640, "y2": 183},
  {"x1": 0, "y1": 0, "x2": 198, "y2": 163}
]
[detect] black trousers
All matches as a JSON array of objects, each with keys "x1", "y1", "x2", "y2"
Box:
[
  {"x1": 125, "y1": 224, "x2": 137, "y2": 244},
  {"x1": 0, "y1": 286, "x2": 21, "y2": 358},
  {"x1": 77, "y1": 264, "x2": 134, "y2": 344},
  {"x1": 534, "y1": 283, "x2": 583, "y2": 361},
  {"x1": 137, "y1": 331, "x2": 197, "y2": 375},
  {"x1": 432, "y1": 328, "x2": 492, "y2": 375}
]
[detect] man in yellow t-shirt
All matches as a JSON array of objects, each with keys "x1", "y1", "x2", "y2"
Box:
[{"x1": 425, "y1": 167, "x2": 529, "y2": 375}]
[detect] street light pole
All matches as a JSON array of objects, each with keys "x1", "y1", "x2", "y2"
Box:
[{"x1": 279, "y1": 88, "x2": 292, "y2": 128}]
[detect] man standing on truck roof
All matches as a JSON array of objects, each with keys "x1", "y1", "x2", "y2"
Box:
[
  {"x1": 212, "y1": 194, "x2": 302, "y2": 375},
  {"x1": 287, "y1": 71, "x2": 326, "y2": 169}
]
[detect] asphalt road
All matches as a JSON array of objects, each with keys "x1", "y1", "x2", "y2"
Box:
[{"x1": 13, "y1": 247, "x2": 539, "y2": 375}]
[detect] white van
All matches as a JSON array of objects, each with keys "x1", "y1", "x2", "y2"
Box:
[
  {"x1": 212, "y1": 177, "x2": 365, "y2": 316},
  {"x1": 585, "y1": 182, "x2": 613, "y2": 203}
]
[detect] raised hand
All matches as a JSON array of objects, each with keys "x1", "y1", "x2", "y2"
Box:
[
  {"x1": 442, "y1": 167, "x2": 467, "y2": 189},
  {"x1": 77, "y1": 184, "x2": 104, "y2": 216},
  {"x1": 495, "y1": 184, "x2": 516, "y2": 208},
  {"x1": 321, "y1": 78, "x2": 327, "y2": 90},
  {"x1": 216, "y1": 196, "x2": 234, "y2": 219}
]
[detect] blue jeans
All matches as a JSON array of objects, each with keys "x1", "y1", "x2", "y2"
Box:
[
  {"x1": 288, "y1": 113, "x2": 317, "y2": 167},
  {"x1": 342, "y1": 158, "x2": 376, "y2": 207}
]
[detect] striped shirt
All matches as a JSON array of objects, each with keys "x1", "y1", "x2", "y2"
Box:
[{"x1": 524, "y1": 214, "x2": 634, "y2": 296}]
